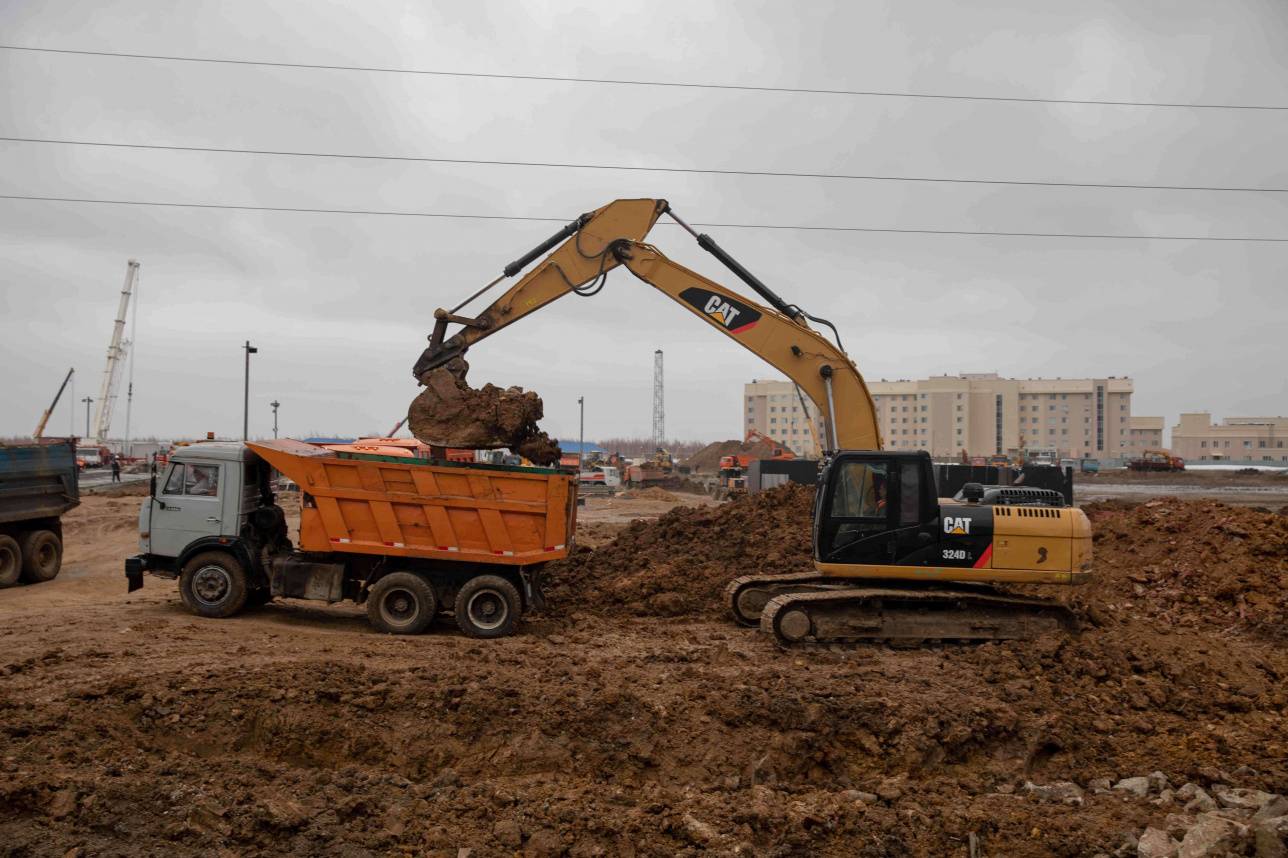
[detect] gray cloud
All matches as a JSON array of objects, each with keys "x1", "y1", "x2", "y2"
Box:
[{"x1": 2, "y1": 0, "x2": 1286, "y2": 444}]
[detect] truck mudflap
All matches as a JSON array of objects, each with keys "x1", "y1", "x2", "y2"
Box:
[
  {"x1": 125, "y1": 555, "x2": 147, "y2": 593},
  {"x1": 521, "y1": 566, "x2": 547, "y2": 612}
]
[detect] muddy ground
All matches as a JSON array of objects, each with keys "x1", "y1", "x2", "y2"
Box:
[
  {"x1": 1, "y1": 484, "x2": 1285, "y2": 857},
  {"x1": 1077, "y1": 468, "x2": 1288, "y2": 508}
]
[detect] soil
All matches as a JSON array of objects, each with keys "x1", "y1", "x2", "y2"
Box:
[
  {"x1": 409, "y1": 358, "x2": 561, "y2": 465},
  {"x1": 684, "y1": 437, "x2": 786, "y2": 474},
  {"x1": 1, "y1": 490, "x2": 1286, "y2": 857},
  {"x1": 617, "y1": 487, "x2": 679, "y2": 502}
]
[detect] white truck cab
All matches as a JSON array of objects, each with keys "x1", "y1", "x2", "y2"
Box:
[{"x1": 128, "y1": 443, "x2": 288, "y2": 612}]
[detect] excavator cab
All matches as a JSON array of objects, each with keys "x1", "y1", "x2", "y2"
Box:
[{"x1": 814, "y1": 451, "x2": 939, "y2": 568}]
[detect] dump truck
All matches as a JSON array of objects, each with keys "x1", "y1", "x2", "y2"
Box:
[
  {"x1": 1128, "y1": 449, "x2": 1185, "y2": 472},
  {"x1": 125, "y1": 439, "x2": 576, "y2": 638},
  {"x1": 0, "y1": 438, "x2": 79, "y2": 587}
]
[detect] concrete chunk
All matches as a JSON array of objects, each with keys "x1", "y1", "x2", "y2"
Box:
[{"x1": 1115, "y1": 777, "x2": 1151, "y2": 798}]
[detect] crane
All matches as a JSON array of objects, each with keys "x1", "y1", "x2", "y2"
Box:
[
  {"x1": 90, "y1": 260, "x2": 139, "y2": 445},
  {"x1": 33, "y1": 367, "x2": 75, "y2": 439},
  {"x1": 412, "y1": 199, "x2": 1091, "y2": 644}
]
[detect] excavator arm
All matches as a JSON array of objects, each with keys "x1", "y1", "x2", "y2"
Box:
[{"x1": 413, "y1": 198, "x2": 881, "y2": 453}]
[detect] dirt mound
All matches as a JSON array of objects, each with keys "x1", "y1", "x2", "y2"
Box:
[
  {"x1": 617, "y1": 486, "x2": 678, "y2": 501},
  {"x1": 549, "y1": 484, "x2": 814, "y2": 617},
  {"x1": 408, "y1": 358, "x2": 560, "y2": 465},
  {"x1": 1081, "y1": 498, "x2": 1288, "y2": 639},
  {"x1": 4, "y1": 494, "x2": 1288, "y2": 856},
  {"x1": 684, "y1": 436, "x2": 784, "y2": 473}
]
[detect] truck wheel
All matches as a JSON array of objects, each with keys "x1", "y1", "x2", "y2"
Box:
[
  {"x1": 0, "y1": 536, "x2": 20, "y2": 588},
  {"x1": 19, "y1": 530, "x2": 62, "y2": 583},
  {"x1": 367, "y1": 572, "x2": 437, "y2": 635},
  {"x1": 454, "y1": 575, "x2": 520, "y2": 639},
  {"x1": 179, "y1": 552, "x2": 249, "y2": 618}
]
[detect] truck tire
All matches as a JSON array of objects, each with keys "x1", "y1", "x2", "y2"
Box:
[
  {"x1": 19, "y1": 530, "x2": 62, "y2": 583},
  {"x1": 179, "y1": 551, "x2": 249, "y2": 619},
  {"x1": 0, "y1": 535, "x2": 20, "y2": 588},
  {"x1": 367, "y1": 572, "x2": 437, "y2": 635},
  {"x1": 454, "y1": 574, "x2": 520, "y2": 639}
]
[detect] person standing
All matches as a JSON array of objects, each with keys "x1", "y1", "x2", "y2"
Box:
[{"x1": 110, "y1": 455, "x2": 121, "y2": 483}]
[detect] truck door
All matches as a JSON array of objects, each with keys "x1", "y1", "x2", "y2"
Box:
[{"x1": 149, "y1": 460, "x2": 225, "y2": 558}]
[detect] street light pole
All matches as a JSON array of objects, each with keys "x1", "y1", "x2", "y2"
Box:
[
  {"x1": 243, "y1": 341, "x2": 258, "y2": 441},
  {"x1": 270, "y1": 400, "x2": 280, "y2": 439},
  {"x1": 81, "y1": 396, "x2": 94, "y2": 439},
  {"x1": 578, "y1": 396, "x2": 585, "y2": 474}
]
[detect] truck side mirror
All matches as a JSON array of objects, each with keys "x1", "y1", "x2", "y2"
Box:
[{"x1": 149, "y1": 455, "x2": 157, "y2": 498}]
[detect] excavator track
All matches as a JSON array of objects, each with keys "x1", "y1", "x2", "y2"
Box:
[
  {"x1": 759, "y1": 586, "x2": 1078, "y2": 644},
  {"x1": 725, "y1": 572, "x2": 836, "y2": 626}
]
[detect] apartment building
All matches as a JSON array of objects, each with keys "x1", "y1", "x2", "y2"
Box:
[
  {"x1": 866, "y1": 373, "x2": 1134, "y2": 459},
  {"x1": 743, "y1": 379, "x2": 827, "y2": 458},
  {"x1": 1125, "y1": 416, "x2": 1165, "y2": 459},
  {"x1": 1171, "y1": 413, "x2": 1288, "y2": 463},
  {"x1": 744, "y1": 374, "x2": 1134, "y2": 459}
]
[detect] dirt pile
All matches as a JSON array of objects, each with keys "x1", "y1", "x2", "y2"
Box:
[
  {"x1": 3, "y1": 493, "x2": 1288, "y2": 856},
  {"x1": 617, "y1": 486, "x2": 678, "y2": 502},
  {"x1": 684, "y1": 436, "x2": 786, "y2": 473},
  {"x1": 549, "y1": 484, "x2": 814, "y2": 616},
  {"x1": 1082, "y1": 498, "x2": 1288, "y2": 639},
  {"x1": 408, "y1": 358, "x2": 561, "y2": 465}
]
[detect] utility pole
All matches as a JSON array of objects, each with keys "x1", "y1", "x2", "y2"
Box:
[
  {"x1": 81, "y1": 396, "x2": 94, "y2": 439},
  {"x1": 652, "y1": 349, "x2": 664, "y2": 449},
  {"x1": 243, "y1": 341, "x2": 258, "y2": 441},
  {"x1": 578, "y1": 396, "x2": 585, "y2": 474},
  {"x1": 270, "y1": 400, "x2": 280, "y2": 439}
]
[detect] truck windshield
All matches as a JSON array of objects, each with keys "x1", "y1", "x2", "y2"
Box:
[{"x1": 162, "y1": 463, "x2": 220, "y2": 497}]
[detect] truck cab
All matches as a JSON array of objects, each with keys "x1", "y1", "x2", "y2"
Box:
[
  {"x1": 136, "y1": 443, "x2": 276, "y2": 561},
  {"x1": 128, "y1": 442, "x2": 285, "y2": 604}
]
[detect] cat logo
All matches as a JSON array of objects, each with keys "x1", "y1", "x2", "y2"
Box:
[
  {"x1": 679, "y1": 287, "x2": 761, "y2": 334},
  {"x1": 943, "y1": 516, "x2": 972, "y2": 535}
]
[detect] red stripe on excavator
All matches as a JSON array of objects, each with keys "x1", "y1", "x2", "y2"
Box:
[
  {"x1": 973, "y1": 545, "x2": 993, "y2": 569},
  {"x1": 729, "y1": 320, "x2": 759, "y2": 335}
]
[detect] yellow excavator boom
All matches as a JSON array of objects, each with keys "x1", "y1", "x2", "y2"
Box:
[{"x1": 413, "y1": 199, "x2": 881, "y2": 453}]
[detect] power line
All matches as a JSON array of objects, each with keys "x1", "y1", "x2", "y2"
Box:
[
  {"x1": 3, "y1": 44, "x2": 1285, "y2": 112},
  {"x1": 1, "y1": 193, "x2": 1284, "y2": 242},
  {"x1": 3, "y1": 135, "x2": 1283, "y2": 194}
]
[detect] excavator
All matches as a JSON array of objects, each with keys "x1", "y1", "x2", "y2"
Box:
[{"x1": 412, "y1": 198, "x2": 1092, "y2": 644}]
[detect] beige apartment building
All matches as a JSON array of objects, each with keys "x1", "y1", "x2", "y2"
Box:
[
  {"x1": 745, "y1": 373, "x2": 1134, "y2": 460},
  {"x1": 1171, "y1": 413, "x2": 1288, "y2": 463},
  {"x1": 1125, "y1": 416, "x2": 1165, "y2": 459},
  {"x1": 866, "y1": 373, "x2": 1134, "y2": 460},
  {"x1": 743, "y1": 379, "x2": 828, "y2": 458}
]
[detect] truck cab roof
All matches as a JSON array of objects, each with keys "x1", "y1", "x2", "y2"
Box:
[{"x1": 171, "y1": 442, "x2": 251, "y2": 463}]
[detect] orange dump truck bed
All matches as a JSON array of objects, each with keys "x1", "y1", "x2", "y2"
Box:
[{"x1": 248, "y1": 439, "x2": 577, "y2": 565}]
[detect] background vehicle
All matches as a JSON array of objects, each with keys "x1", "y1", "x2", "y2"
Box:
[
  {"x1": 579, "y1": 464, "x2": 620, "y2": 489},
  {"x1": 126, "y1": 439, "x2": 576, "y2": 638},
  {"x1": 411, "y1": 197, "x2": 1093, "y2": 644},
  {"x1": 0, "y1": 439, "x2": 78, "y2": 587},
  {"x1": 1128, "y1": 449, "x2": 1185, "y2": 472}
]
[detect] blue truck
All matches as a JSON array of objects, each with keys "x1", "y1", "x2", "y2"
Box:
[{"x1": 0, "y1": 439, "x2": 79, "y2": 587}]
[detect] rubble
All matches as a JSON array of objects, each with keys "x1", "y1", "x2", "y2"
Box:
[
  {"x1": 408, "y1": 359, "x2": 561, "y2": 465},
  {"x1": 3, "y1": 493, "x2": 1288, "y2": 856}
]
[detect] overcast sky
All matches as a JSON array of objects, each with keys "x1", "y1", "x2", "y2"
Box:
[{"x1": 2, "y1": 0, "x2": 1286, "y2": 445}]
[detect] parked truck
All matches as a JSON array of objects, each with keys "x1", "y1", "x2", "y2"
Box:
[
  {"x1": 126, "y1": 439, "x2": 577, "y2": 638},
  {"x1": 1128, "y1": 450, "x2": 1185, "y2": 472},
  {"x1": 0, "y1": 439, "x2": 79, "y2": 587}
]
